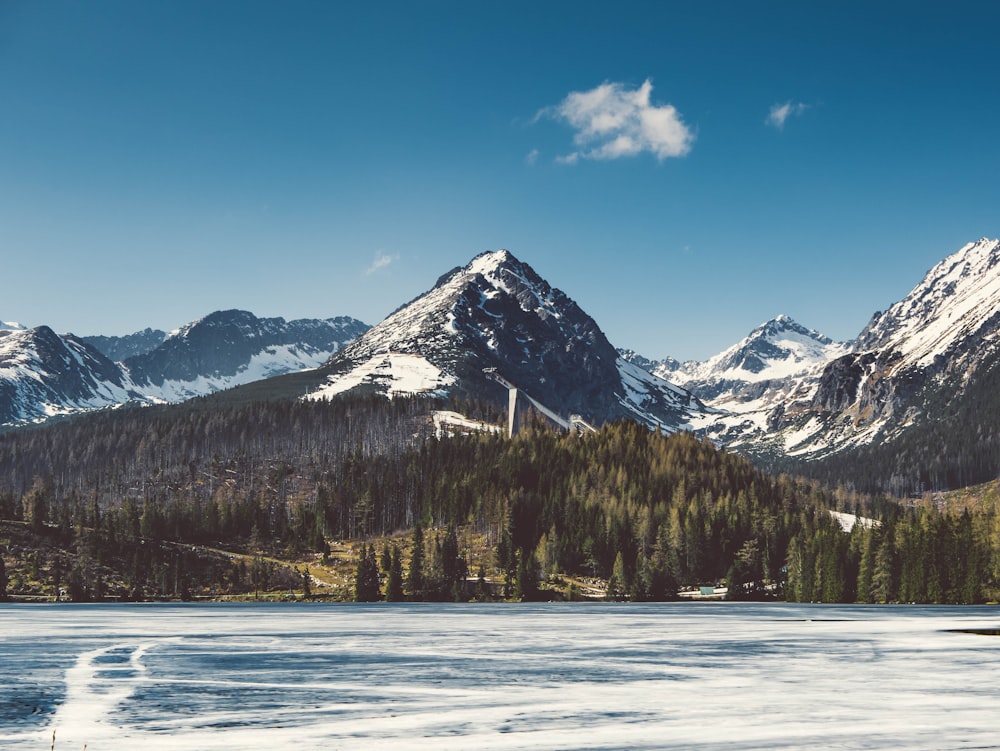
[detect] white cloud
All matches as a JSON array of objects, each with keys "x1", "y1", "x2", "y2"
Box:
[
  {"x1": 767, "y1": 101, "x2": 809, "y2": 129},
  {"x1": 539, "y1": 79, "x2": 694, "y2": 163},
  {"x1": 365, "y1": 250, "x2": 399, "y2": 275},
  {"x1": 525, "y1": 148, "x2": 540, "y2": 165}
]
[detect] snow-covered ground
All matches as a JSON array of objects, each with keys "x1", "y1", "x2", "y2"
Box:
[
  {"x1": 828, "y1": 510, "x2": 881, "y2": 532},
  {"x1": 2, "y1": 603, "x2": 999, "y2": 751},
  {"x1": 432, "y1": 410, "x2": 503, "y2": 437},
  {"x1": 309, "y1": 352, "x2": 456, "y2": 401}
]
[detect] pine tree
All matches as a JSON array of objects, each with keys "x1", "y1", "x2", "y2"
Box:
[
  {"x1": 354, "y1": 544, "x2": 381, "y2": 602},
  {"x1": 23, "y1": 477, "x2": 51, "y2": 534},
  {"x1": 474, "y1": 564, "x2": 490, "y2": 601},
  {"x1": 856, "y1": 527, "x2": 877, "y2": 603},
  {"x1": 649, "y1": 525, "x2": 678, "y2": 601},
  {"x1": 407, "y1": 524, "x2": 425, "y2": 601},
  {"x1": 607, "y1": 552, "x2": 627, "y2": 601},
  {"x1": 515, "y1": 551, "x2": 539, "y2": 601},
  {"x1": 871, "y1": 527, "x2": 896, "y2": 603},
  {"x1": 385, "y1": 546, "x2": 404, "y2": 602},
  {"x1": 301, "y1": 566, "x2": 312, "y2": 599}
]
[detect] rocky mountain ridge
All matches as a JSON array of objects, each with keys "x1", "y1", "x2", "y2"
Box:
[
  {"x1": 623, "y1": 237, "x2": 1000, "y2": 465},
  {"x1": 0, "y1": 311, "x2": 369, "y2": 427},
  {"x1": 307, "y1": 250, "x2": 709, "y2": 430}
]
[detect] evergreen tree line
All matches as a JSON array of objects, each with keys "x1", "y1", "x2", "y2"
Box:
[
  {"x1": 786, "y1": 504, "x2": 989, "y2": 604},
  {"x1": 1, "y1": 396, "x2": 997, "y2": 603},
  {"x1": 0, "y1": 517, "x2": 302, "y2": 601}
]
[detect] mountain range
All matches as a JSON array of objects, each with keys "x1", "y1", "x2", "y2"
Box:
[
  {"x1": 621, "y1": 238, "x2": 1000, "y2": 468},
  {"x1": 4, "y1": 237, "x2": 1000, "y2": 492},
  {"x1": 0, "y1": 312, "x2": 368, "y2": 426}
]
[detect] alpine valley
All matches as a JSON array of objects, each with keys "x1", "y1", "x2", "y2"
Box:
[{"x1": 2, "y1": 239, "x2": 1000, "y2": 606}]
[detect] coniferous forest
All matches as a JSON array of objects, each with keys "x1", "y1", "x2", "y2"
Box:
[{"x1": 0, "y1": 395, "x2": 997, "y2": 604}]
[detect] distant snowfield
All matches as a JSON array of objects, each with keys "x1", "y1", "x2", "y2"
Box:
[{"x1": 2, "y1": 603, "x2": 999, "y2": 751}]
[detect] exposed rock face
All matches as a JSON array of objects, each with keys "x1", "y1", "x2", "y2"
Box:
[
  {"x1": 782, "y1": 238, "x2": 1000, "y2": 456},
  {"x1": 811, "y1": 352, "x2": 876, "y2": 413},
  {"x1": 82, "y1": 328, "x2": 167, "y2": 361}
]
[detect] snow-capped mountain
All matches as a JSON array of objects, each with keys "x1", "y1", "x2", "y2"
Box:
[
  {"x1": 308, "y1": 250, "x2": 709, "y2": 430},
  {"x1": 124, "y1": 310, "x2": 369, "y2": 402},
  {"x1": 623, "y1": 315, "x2": 850, "y2": 448},
  {"x1": 625, "y1": 237, "x2": 1000, "y2": 462},
  {"x1": 0, "y1": 311, "x2": 370, "y2": 427},
  {"x1": 0, "y1": 326, "x2": 139, "y2": 425},
  {"x1": 1, "y1": 321, "x2": 27, "y2": 331},
  {"x1": 628, "y1": 315, "x2": 848, "y2": 399}
]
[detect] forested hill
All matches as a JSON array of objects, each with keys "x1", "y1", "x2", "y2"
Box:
[{"x1": 0, "y1": 396, "x2": 996, "y2": 604}]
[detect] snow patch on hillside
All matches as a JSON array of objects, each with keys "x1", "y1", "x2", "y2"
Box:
[
  {"x1": 432, "y1": 410, "x2": 503, "y2": 438},
  {"x1": 133, "y1": 343, "x2": 336, "y2": 402},
  {"x1": 829, "y1": 510, "x2": 880, "y2": 532},
  {"x1": 309, "y1": 353, "x2": 455, "y2": 401}
]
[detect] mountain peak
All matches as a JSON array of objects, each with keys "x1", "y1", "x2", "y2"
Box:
[
  {"x1": 167, "y1": 309, "x2": 261, "y2": 339},
  {"x1": 752, "y1": 315, "x2": 833, "y2": 346},
  {"x1": 311, "y1": 249, "x2": 705, "y2": 429},
  {"x1": 467, "y1": 248, "x2": 516, "y2": 273}
]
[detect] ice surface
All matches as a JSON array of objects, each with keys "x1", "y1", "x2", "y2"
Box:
[{"x1": 2, "y1": 603, "x2": 998, "y2": 751}]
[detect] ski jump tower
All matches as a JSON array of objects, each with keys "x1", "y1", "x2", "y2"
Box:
[{"x1": 483, "y1": 368, "x2": 596, "y2": 438}]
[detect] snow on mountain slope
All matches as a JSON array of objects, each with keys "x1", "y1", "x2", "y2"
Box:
[
  {"x1": 739, "y1": 237, "x2": 1000, "y2": 459},
  {"x1": 1, "y1": 321, "x2": 26, "y2": 331},
  {"x1": 310, "y1": 250, "x2": 708, "y2": 431},
  {"x1": 623, "y1": 239, "x2": 1000, "y2": 461},
  {"x1": 669, "y1": 315, "x2": 849, "y2": 394},
  {"x1": 0, "y1": 326, "x2": 140, "y2": 426},
  {"x1": 856, "y1": 237, "x2": 1000, "y2": 368},
  {"x1": 622, "y1": 315, "x2": 848, "y2": 448},
  {"x1": 775, "y1": 237, "x2": 1000, "y2": 457},
  {"x1": 310, "y1": 353, "x2": 455, "y2": 401},
  {"x1": 0, "y1": 311, "x2": 370, "y2": 427},
  {"x1": 125, "y1": 310, "x2": 369, "y2": 401}
]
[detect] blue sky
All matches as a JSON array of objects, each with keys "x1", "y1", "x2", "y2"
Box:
[{"x1": 1, "y1": 1, "x2": 998, "y2": 360}]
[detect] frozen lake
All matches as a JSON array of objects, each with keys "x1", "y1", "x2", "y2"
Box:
[{"x1": 1, "y1": 602, "x2": 998, "y2": 750}]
